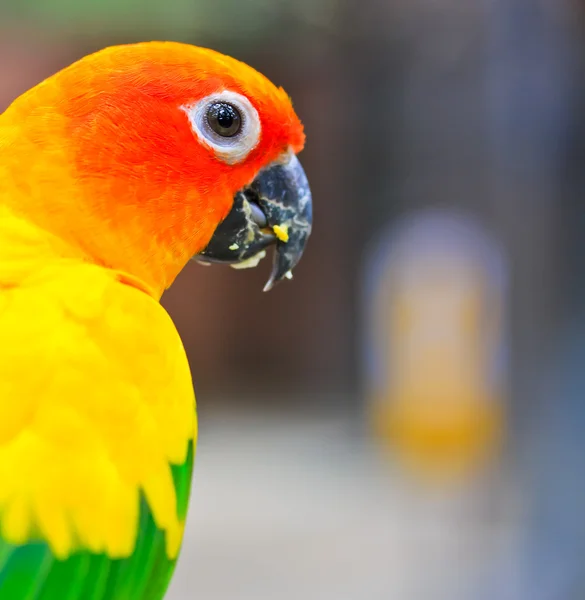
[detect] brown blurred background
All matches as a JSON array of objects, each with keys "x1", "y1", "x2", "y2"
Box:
[{"x1": 3, "y1": 0, "x2": 585, "y2": 598}]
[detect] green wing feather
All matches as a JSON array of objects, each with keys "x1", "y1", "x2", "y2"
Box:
[{"x1": 0, "y1": 440, "x2": 194, "y2": 600}]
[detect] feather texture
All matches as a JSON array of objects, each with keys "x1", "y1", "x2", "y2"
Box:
[
  {"x1": 0, "y1": 208, "x2": 196, "y2": 598},
  {"x1": 0, "y1": 41, "x2": 306, "y2": 598},
  {"x1": 0, "y1": 441, "x2": 194, "y2": 600}
]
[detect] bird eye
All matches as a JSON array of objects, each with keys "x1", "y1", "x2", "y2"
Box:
[
  {"x1": 182, "y1": 91, "x2": 261, "y2": 164},
  {"x1": 206, "y1": 102, "x2": 242, "y2": 137}
]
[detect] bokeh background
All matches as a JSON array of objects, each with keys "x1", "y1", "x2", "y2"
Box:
[{"x1": 2, "y1": 0, "x2": 585, "y2": 598}]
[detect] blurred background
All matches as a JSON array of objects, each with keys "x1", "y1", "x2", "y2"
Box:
[{"x1": 2, "y1": 0, "x2": 585, "y2": 598}]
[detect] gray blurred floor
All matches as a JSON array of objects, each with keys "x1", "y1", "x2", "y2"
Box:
[{"x1": 167, "y1": 407, "x2": 520, "y2": 600}]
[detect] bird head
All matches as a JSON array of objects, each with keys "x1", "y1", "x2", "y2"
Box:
[{"x1": 0, "y1": 41, "x2": 312, "y2": 295}]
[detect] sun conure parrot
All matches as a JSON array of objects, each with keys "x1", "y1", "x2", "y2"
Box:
[{"x1": 0, "y1": 41, "x2": 312, "y2": 600}]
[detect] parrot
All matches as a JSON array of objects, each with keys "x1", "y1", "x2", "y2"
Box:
[{"x1": 0, "y1": 41, "x2": 312, "y2": 600}]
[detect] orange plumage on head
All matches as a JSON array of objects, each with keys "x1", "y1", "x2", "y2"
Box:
[{"x1": 0, "y1": 41, "x2": 306, "y2": 296}]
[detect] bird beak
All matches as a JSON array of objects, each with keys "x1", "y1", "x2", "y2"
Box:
[{"x1": 196, "y1": 153, "x2": 313, "y2": 291}]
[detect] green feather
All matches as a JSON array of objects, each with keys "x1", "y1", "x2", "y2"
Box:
[
  {"x1": 0, "y1": 440, "x2": 195, "y2": 600},
  {"x1": 0, "y1": 544, "x2": 51, "y2": 600},
  {"x1": 36, "y1": 552, "x2": 89, "y2": 600},
  {"x1": 172, "y1": 439, "x2": 194, "y2": 522},
  {"x1": 74, "y1": 554, "x2": 112, "y2": 600}
]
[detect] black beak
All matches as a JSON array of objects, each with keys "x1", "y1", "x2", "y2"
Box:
[{"x1": 197, "y1": 154, "x2": 312, "y2": 291}]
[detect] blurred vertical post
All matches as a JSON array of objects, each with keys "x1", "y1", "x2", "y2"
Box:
[
  {"x1": 485, "y1": 0, "x2": 573, "y2": 423},
  {"x1": 481, "y1": 1, "x2": 585, "y2": 598}
]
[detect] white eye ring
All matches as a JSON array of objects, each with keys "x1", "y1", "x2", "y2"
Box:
[{"x1": 181, "y1": 91, "x2": 261, "y2": 165}]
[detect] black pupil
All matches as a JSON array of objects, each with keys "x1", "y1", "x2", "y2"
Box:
[{"x1": 207, "y1": 102, "x2": 241, "y2": 137}]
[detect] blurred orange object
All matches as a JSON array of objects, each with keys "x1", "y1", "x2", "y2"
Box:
[{"x1": 364, "y1": 210, "x2": 508, "y2": 481}]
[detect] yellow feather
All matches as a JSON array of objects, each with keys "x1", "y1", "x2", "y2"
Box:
[{"x1": 0, "y1": 206, "x2": 196, "y2": 560}]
